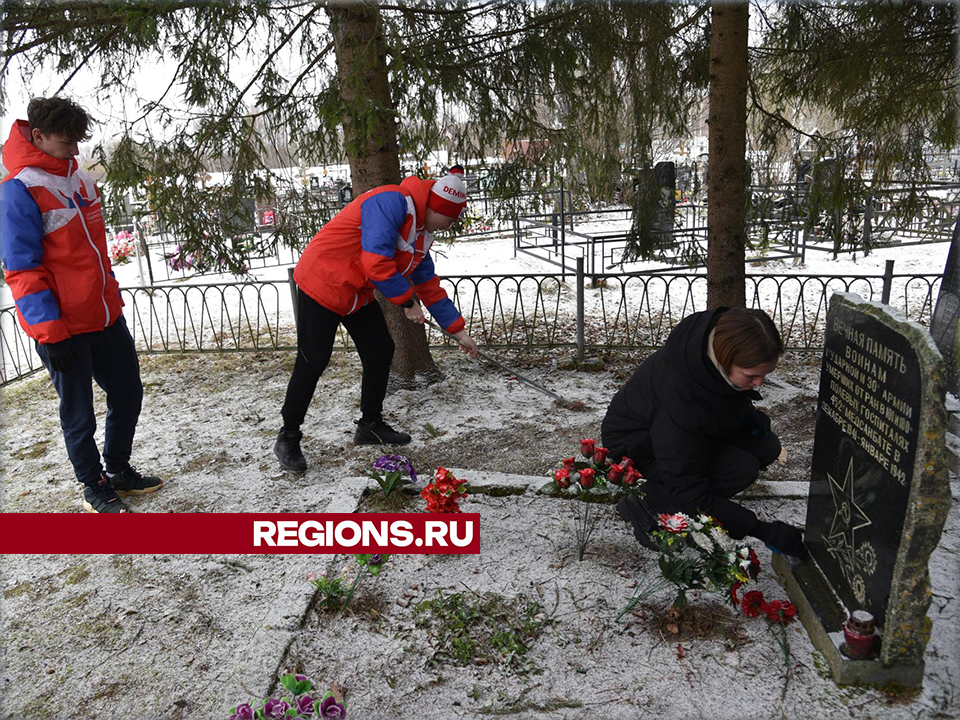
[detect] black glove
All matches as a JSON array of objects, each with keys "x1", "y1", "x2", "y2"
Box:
[
  {"x1": 752, "y1": 520, "x2": 808, "y2": 558},
  {"x1": 43, "y1": 338, "x2": 77, "y2": 373}
]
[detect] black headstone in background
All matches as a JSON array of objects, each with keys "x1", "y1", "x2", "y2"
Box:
[
  {"x1": 929, "y1": 207, "x2": 960, "y2": 393},
  {"x1": 653, "y1": 161, "x2": 676, "y2": 231},
  {"x1": 806, "y1": 303, "x2": 922, "y2": 624}
]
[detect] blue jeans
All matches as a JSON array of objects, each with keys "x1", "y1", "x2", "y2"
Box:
[{"x1": 35, "y1": 317, "x2": 144, "y2": 487}]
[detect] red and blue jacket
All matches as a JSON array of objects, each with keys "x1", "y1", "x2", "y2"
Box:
[
  {"x1": 1, "y1": 120, "x2": 121, "y2": 344},
  {"x1": 293, "y1": 174, "x2": 465, "y2": 334}
]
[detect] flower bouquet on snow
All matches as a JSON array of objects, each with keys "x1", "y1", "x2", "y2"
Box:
[
  {"x1": 421, "y1": 467, "x2": 468, "y2": 513},
  {"x1": 368, "y1": 454, "x2": 418, "y2": 498},
  {"x1": 539, "y1": 439, "x2": 645, "y2": 561},
  {"x1": 618, "y1": 512, "x2": 761, "y2": 619}
]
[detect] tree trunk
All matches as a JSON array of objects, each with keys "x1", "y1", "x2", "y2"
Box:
[
  {"x1": 328, "y1": 0, "x2": 441, "y2": 384},
  {"x1": 706, "y1": 2, "x2": 749, "y2": 308}
]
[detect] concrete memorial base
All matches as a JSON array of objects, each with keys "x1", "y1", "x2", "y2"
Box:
[{"x1": 773, "y1": 553, "x2": 925, "y2": 688}]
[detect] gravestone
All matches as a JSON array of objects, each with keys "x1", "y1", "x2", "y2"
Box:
[{"x1": 773, "y1": 292, "x2": 952, "y2": 687}]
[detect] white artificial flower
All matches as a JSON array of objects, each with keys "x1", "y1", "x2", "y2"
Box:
[
  {"x1": 711, "y1": 527, "x2": 734, "y2": 553},
  {"x1": 691, "y1": 530, "x2": 714, "y2": 553}
]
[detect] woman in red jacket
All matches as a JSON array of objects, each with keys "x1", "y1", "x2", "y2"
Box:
[{"x1": 274, "y1": 168, "x2": 478, "y2": 471}]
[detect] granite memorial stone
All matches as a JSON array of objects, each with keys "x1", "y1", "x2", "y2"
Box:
[{"x1": 774, "y1": 292, "x2": 952, "y2": 687}]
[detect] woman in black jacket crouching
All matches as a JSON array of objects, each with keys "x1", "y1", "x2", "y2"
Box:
[{"x1": 601, "y1": 306, "x2": 806, "y2": 556}]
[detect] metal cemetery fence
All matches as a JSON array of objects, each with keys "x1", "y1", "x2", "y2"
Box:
[{"x1": 1, "y1": 266, "x2": 942, "y2": 386}]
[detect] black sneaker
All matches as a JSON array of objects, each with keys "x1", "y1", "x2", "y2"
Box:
[
  {"x1": 107, "y1": 466, "x2": 164, "y2": 496},
  {"x1": 82, "y1": 478, "x2": 130, "y2": 513},
  {"x1": 616, "y1": 493, "x2": 659, "y2": 552},
  {"x1": 354, "y1": 420, "x2": 411, "y2": 446},
  {"x1": 274, "y1": 429, "x2": 307, "y2": 471}
]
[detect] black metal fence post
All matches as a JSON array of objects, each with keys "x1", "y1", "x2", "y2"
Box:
[
  {"x1": 576, "y1": 256, "x2": 584, "y2": 363},
  {"x1": 560, "y1": 177, "x2": 567, "y2": 280},
  {"x1": 881, "y1": 259, "x2": 895, "y2": 305},
  {"x1": 288, "y1": 267, "x2": 298, "y2": 323},
  {"x1": 863, "y1": 192, "x2": 873, "y2": 257}
]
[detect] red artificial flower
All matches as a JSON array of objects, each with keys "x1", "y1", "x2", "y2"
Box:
[
  {"x1": 621, "y1": 457, "x2": 634, "y2": 470},
  {"x1": 748, "y1": 548, "x2": 761, "y2": 579},
  {"x1": 578, "y1": 468, "x2": 596, "y2": 488},
  {"x1": 562, "y1": 457, "x2": 576, "y2": 471},
  {"x1": 765, "y1": 600, "x2": 798, "y2": 624},
  {"x1": 623, "y1": 467, "x2": 642, "y2": 486},
  {"x1": 422, "y1": 468, "x2": 467, "y2": 513},
  {"x1": 593, "y1": 447, "x2": 609, "y2": 464},
  {"x1": 730, "y1": 580, "x2": 743, "y2": 607},
  {"x1": 580, "y1": 439, "x2": 595, "y2": 459},
  {"x1": 607, "y1": 463, "x2": 624, "y2": 484},
  {"x1": 659, "y1": 514, "x2": 688, "y2": 534},
  {"x1": 741, "y1": 590, "x2": 766, "y2": 618},
  {"x1": 553, "y1": 468, "x2": 571, "y2": 488}
]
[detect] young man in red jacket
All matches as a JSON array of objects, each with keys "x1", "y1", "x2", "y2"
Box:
[
  {"x1": 275, "y1": 167, "x2": 478, "y2": 471},
  {"x1": 1, "y1": 97, "x2": 163, "y2": 512}
]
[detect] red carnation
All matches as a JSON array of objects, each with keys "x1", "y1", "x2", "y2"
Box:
[
  {"x1": 741, "y1": 590, "x2": 766, "y2": 618},
  {"x1": 748, "y1": 548, "x2": 761, "y2": 579},
  {"x1": 553, "y1": 468, "x2": 571, "y2": 488},
  {"x1": 562, "y1": 457, "x2": 576, "y2": 471},
  {"x1": 621, "y1": 457, "x2": 634, "y2": 470},
  {"x1": 730, "y1": 580, "x2": 743, "y2": 607},
  {"x1": 580, "y1": 439, "x2": 595, "y2": 459},
  {"x1": 764, "y1": 600, "x2": 798, "y2": 624}
]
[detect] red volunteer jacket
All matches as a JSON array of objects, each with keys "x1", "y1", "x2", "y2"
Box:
[
  {"x1": 1, "y1": 120, "x2": 121, "y2": 344},
  {"x1": 293, "y1": 175, "x2": 464, "y2": 334}
]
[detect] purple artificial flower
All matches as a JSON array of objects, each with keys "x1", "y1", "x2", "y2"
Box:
[
  {"x1": 368, "y1": 554, "x2": 383, "y2": 566},
  {"x1": 373, "y1": 455, "x2": 402, "y2": 473},
  {"x1": 373, "y1": 454, "x2": 417, "y2": 483},
  {"x1": 296, "y1": 695, "x2": 315, "y2": 716},
  {"x1": 320, "y1": 696, "x2": 347, "y2": 719},
  {"x1": 230, "y1": 703, "x2": 254, "y2": 720},
  {"x1": 294, "y1": 674, "x2": 308, "y2": 682},
  {"x1": 263, "y1": 698, "x2": 290, "y2": 719}
]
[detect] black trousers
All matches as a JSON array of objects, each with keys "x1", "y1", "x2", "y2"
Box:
[
  {"x1": 280, "y1": 289, "x2": 394, "y2": 431},
  {"x1": 619, "y1": 427, "x2": 781, "y2": 514},
  {"x1": 34, "y1": 316, "x2": 143, "y2": 487}
]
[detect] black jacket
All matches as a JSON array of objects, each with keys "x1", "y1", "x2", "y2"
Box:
[{"x1": 601, "y1": 308, "x2": 763, "y2": 537}]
